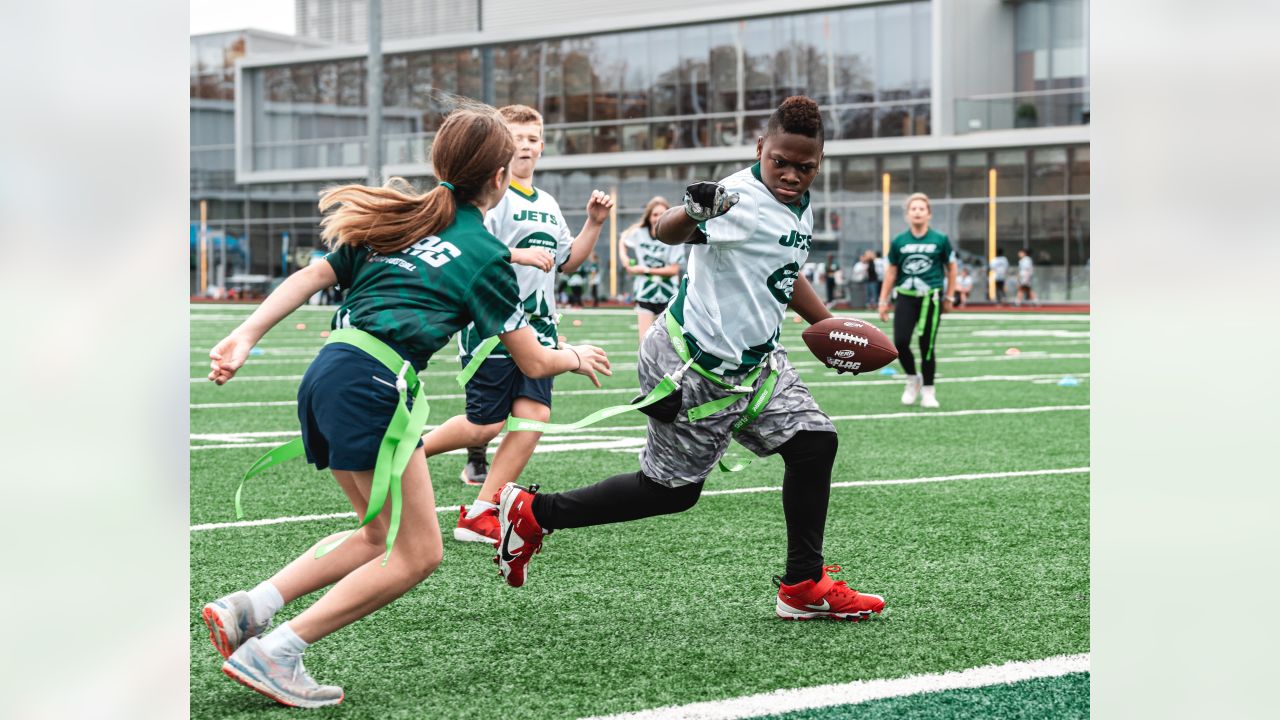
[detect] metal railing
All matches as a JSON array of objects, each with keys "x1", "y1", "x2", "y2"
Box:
[{"x1": 955, "y1": 88, "x2": 1089, "y2": 135}]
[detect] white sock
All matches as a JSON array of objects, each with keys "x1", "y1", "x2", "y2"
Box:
[
  {"x1": 247, "y1": 581, "x2": 284, "y2": 626},
  {"x1": 260, "y1": 621, "x2": 309, "y2": 660},
  {"x1": 466, "y1": 500, "x2": 497, "y2": 519}
]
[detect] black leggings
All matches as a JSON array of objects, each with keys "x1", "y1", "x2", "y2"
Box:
[
  {"x1": 531, "y1": 430, "x2": 839, "y2": 584},
  {"x1": 894, "y1": 292, "x2": 943, "y2": 385}
]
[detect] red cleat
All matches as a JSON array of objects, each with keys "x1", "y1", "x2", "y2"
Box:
[
  {"x1": 452, "y1": 505, "x2": 500, "y2": 545},
  {"x1": 775, "y1": 565, "x2": 885, "y2": 621},
  {"x1": 494, "y1": 482, "x2": 545, "y2": 588}
]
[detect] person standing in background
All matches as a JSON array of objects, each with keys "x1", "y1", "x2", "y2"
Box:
[
  {"x1": 1017, "y1": 248, "x2": 1038, "y2": 306},
  {"x1": 620, "y1": 196, "x2": 684, "y2": 342},
  {"x1": 824, "y1": 253, "x2": 841, "y2": 306},
  {"x1": 860, "y1": 249, "x2": 880, "y2": 309},
  {"x1": 956, "y1": 267, "x2": 973, "y2": 307},
  {"x1": 989, "y1": 248, "x2": 1009, "y2": 306},
  {"x1": 878, "y1": 193, "x2": 957, "y2": 409}
]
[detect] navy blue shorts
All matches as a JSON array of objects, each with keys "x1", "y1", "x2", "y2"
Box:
[
  {"x1": 463, "y1": 356, "x2": 553, "y2": 425},
  {"x1": 297, "y1": 343, "x2": 422, "y2": 471}
]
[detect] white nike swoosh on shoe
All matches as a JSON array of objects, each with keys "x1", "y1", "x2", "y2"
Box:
[{"x1": 804, "y1": 599, "x2": 831, "y2": 611}]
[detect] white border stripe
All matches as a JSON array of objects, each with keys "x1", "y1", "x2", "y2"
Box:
[
  {"x1": 579, "y1": 653, "x2": 1090, "y2": 720},
  {"x1": 189, "y1": 466, "x2": 1088, "y2": 531}
]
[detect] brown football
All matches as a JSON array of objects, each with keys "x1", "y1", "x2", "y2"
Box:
[{"x1": 801, "y1": 317, "x2": 898, "y2": 375}]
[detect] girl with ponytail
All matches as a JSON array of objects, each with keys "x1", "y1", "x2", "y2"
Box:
[{"x1": 198, "y1": 107, "x2": 611, "y2": 709}]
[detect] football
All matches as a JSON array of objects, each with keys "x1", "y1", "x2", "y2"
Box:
[{"x1": 801, "y1": 317, "x2": 898, "y2": 375}]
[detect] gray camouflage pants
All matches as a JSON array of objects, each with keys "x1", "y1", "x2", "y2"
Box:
[{"x1": 638, "y1": 318, "x2": 836, "y2": 486}]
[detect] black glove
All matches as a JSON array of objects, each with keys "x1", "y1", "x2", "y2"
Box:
[{"x1": 683, "y1": 181, "x2": 740, "y2": 222}]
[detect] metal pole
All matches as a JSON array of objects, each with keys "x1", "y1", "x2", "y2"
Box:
[
  {"x1": 367, "y1": 0, "x2": 383, "y2": 187},
  {"x1": 881, "y1": 172, "x2": 890, "y2": 258},
  {"x1": 988, "y1": 168, "x2": 998, "y2": 301},
  {"x1": 199, "y1": 200, "x2": 208, "y2": 296},
  {"x1": 608, "y1": 187, "x2": 618, "y2": 300}
]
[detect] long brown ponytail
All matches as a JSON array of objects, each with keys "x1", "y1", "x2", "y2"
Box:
[{"x1": 318, "y1": 107, "x2": 515, "y2": 254}]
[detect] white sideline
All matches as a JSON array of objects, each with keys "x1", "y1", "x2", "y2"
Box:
[
  {"x1": 188, "y1": 466, "x2": 1088, "y2": 531},
  {"x1": 578, "y1": 653, "x2": 1090, "y2": 720},
  {"x1": 190, "y1": 405, "x2": 1087, "y2": 450},
  {"x1": 190, "y1": 372, "x2": 1090, "y2": 409}
]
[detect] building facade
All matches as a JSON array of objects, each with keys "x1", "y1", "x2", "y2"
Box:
[{"x1": 192, "y1": 0, "x2": 1089, "y2": 301}]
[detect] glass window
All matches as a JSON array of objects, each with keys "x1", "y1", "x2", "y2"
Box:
[
  {"x1": 708, "y1": 23, "x2": 738, "y2": 114},
  {"x1": 382, "y1": 56, "x2": 407, "y2": 111},
  {"x1": 592, "y1": 35, "x2": 622, "y2": 122},
  {"x1": 877, "y1": 106, "x2": 912, "y2": 138},
  {"x1": 541, "y1": 41, "x2": 564, "y2": 125},
  {"x1": 455, "y1": 49, "x2": 483, "y2": 103},
  {"x1": 337, "y1": 60, "x2": 365, "y2": 107},
  {"x1": 772, "y1": 16, "x2": 801, "y2": 107},
  {"x1": 563, "y1": 39, "x2": 592, "y2": 122},
  {"x1": 649, "y1": 29, "x2": 679, "y2": 116},
  {"x1": 1016, "y1": 0, "x2": 1049, "y2": 93},
  {"x1": 679, "y1": 26, "x2": 710, "y2": 115},
  {"x1": 1069, "y1": 146, "x2": 1089, "y2": 194},
  {"x1": 840, "y1": 158, "x2": 877, "y2": 202},
  {"x1": 1031, "y1": 148, "x2": 1067, "y2": 195},
  {"x1": 620, "y1": 31, "x2": 650, "y2": 120},
  {"x1": 955, "y1": 202, "x2": 990, "y2": 298},
  {"x1": 995, "y1": 150, "x2": 1027, "y2": 197},
  {"x1": 837, "y1": 107, "x2": 874, "y2": 140},
  {"x1": 802, "y1": 13, "x2": 831, "y2": 106},
  {"x1": 952, "y1": 152, "x2": 989, "y2": 198},
  {"x1": 1028, "y1": 200, "x2": 1067, "y2": 300},
  {"x1": 883, "y1": 155, "x2": 911, "y2": 197},
  {"x1": 837, "y1": 6, "x2": 876, "y2": 104},
  {"x1": 1067, "y1": 199, "x2": 1090, "y2": 300},
  {"x1": 912, "y1": 1, "x2": 932, "y2": 99},
  {"x1": 877, "y1": 3, "x2": 912, "y2": 101},
  {"x1": 915, "y1": 154, "x2": 949, "y2": 198},
  {"x1": 1051, "y1": 0, "x2": 1088, "y2": 87},
  {"x1": 741, "y1": 17, "x2": 778, "y2": 111},
  {"x1": 996, "y1": 200, "x2": 1027, "y2": 252}
]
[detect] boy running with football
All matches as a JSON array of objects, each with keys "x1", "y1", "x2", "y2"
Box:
[
  {"x1": 493, "y1": 96, "x2": 886, "y2": 621},
  {"x1": 421, "y1": 104, "x2": 615, "y2": 545}
]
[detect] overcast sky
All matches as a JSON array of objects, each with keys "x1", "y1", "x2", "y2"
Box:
[{"x1": 190, "y1": 0, "x2": 295, "y2": 36}]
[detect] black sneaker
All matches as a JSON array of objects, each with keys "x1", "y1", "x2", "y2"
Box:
[{"x1": 460, "y1": 446, "x2": 488, "y2": 486}]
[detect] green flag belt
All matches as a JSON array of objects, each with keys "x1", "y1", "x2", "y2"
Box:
[
  {"x1": 894, "y1": 287, "x2": 943, "y2": 360},
  {"x1": 503, "y1": 310, "x2": 780, "y2": 473},
  {"x1": 455, "y1": 335, "x2": 501, "y2": 387},
  {"x1": 234, "y1": 327, "x2": 430, "y2": 565}
]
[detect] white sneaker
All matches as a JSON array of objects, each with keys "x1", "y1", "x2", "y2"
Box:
[
  {"x1": 901, "y1": 375, "x2": 922, "y2": 405},
  {"x1": 201, "y1": 591, "x2": 269, "y2": 659},
  {"x1": 920, "y1": 386, "x2": 939, "y2": 408},
  {"x1": 222, "y1": 637, "x2": 344, "y2": 708}
]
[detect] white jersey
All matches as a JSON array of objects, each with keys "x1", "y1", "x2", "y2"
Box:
[
  {"x1": 623, "y1": 226, "x2": 685, "y2": 304},
  {"x1": 670, "y1": 163, "x2": 814, "y2": 376},
  {"x1": 458, "y1": 183, "x2": 573, "y2": 359},
  {"x1": 1018, "y1": 255, "x2": 1034, "y2": 283},
  {"x1": 990, "y1": 255, "x2": 1009, "y2": 281}
]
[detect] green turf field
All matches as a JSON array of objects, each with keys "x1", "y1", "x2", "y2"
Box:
[{"x1": 190, "y1": 304, "x2": 1089, "y2": 718}]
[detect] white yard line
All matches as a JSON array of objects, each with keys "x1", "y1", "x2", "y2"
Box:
[
  {"x1": 190, "y1": 372, "x2": 1089, "y2": 409},
  {"x1": 579, "y1": 653, "x2": 1090, "y2": 720},
  {"x1": 192, "y1": 403, "x2": 1089, "y2": 449},
  {"x1": 190, "y1": 466, "x2": 1087, "y2": 532}
]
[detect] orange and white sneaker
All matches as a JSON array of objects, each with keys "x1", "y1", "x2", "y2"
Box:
[
  {"x1": 775, "y1": 565, "x2": 885, "y2": 621},
  {"x1": 494, "y1": 482, "x2": 546, "y2": 588},
  {"x1": 453, "y1": 505, "x2": 500, "y2": 545}
]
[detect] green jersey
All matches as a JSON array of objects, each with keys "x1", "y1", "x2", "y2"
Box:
[
  {"x1": 324, "y1": 205, "x2": 526, "y2": 371},
  {"x1": 888, "y1": 228, "x2": 954, "y2": 294}
]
